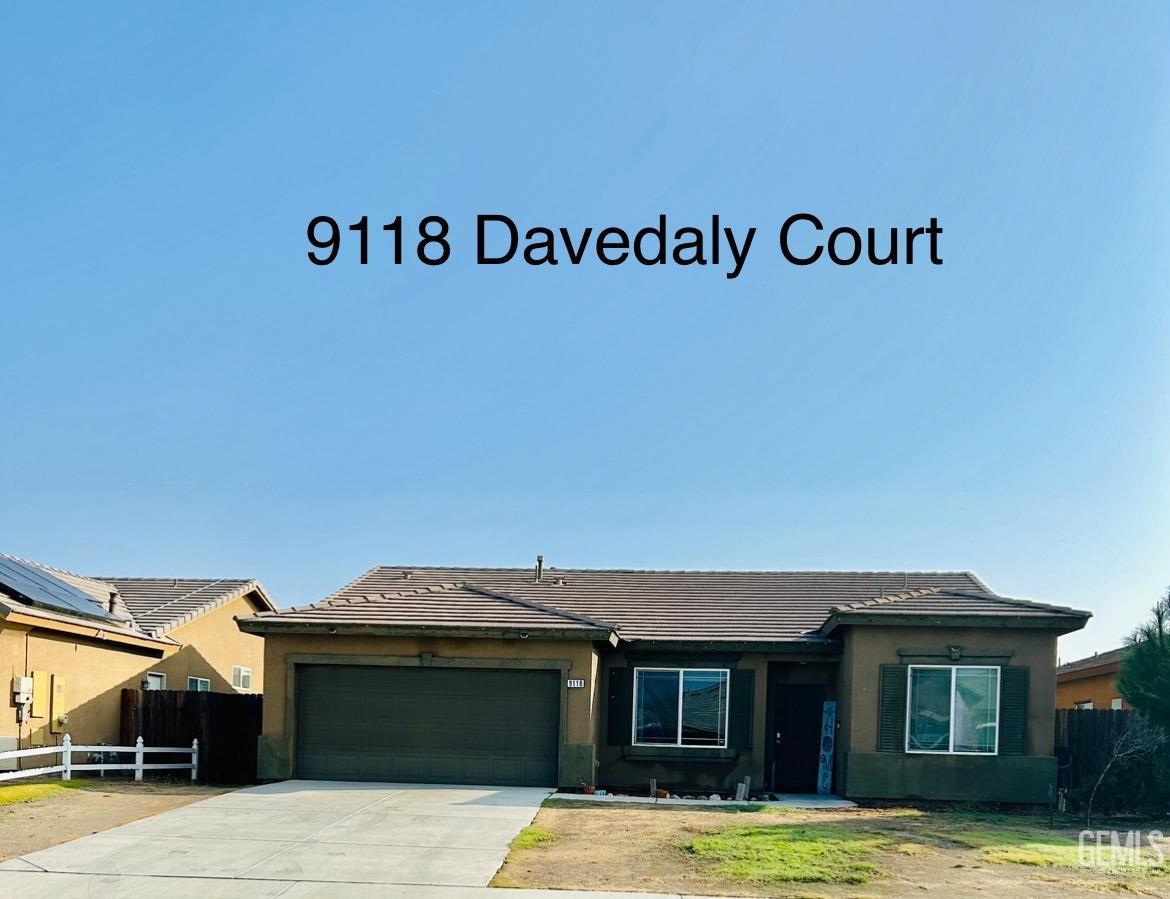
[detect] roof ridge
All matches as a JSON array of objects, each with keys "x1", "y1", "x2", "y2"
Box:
[
  {"x1": 462, "y1": 584, "x2": 617, "y2": 630},
  {"x1": 370, "y1": 564, "x2": 986, "y2": 576},
  {"x1": 832, "y1": 587, "x2": 941, "y2": 611}
]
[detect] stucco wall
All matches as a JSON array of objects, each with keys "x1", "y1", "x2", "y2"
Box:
[
  {"x1": 157, "y1": 592, "x2": 267, "y2": 692},
  {"x1": 1056, "y1": 671, "x2": 1126, "y2": 710},
  {"x1": 0, "y1": 622, "x2": 166, "y2": 748},
  {"x1": 255, "y1": 633, "x2": 600, "y2": 786},
  {"x1": 838, "y1": 624, "x2": 1062, "y2": 802},
  {"x1": 0, "y1": 590, "x2": 268, "y2": 752}
]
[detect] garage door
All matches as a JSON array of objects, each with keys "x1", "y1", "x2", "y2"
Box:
[{"x1": 295, "y1": 665, "x2": 560, "y2": 786}]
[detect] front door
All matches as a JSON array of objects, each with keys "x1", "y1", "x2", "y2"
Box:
[{"x1": 770, "y1": 684, "x2": 826, "y2": 793}]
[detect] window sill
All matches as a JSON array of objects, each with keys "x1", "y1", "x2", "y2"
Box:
[{"x1": 622, "y1": 745, "x2": 738, "y2": 763}]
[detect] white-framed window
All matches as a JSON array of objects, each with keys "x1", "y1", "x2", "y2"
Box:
[
  {"x1": 1111, "y1": 698, "x2": 1123, "y2": 710},
  {"x1": 1075, "y1": 700, "x2": 1094, "y2": 710},
  {"x1": 144, "y1": 672, "x2": 166, "y2": 691},
  {"x1": 632, "y1": 667, "x2": 729, "y2": 748},
  {"x1": 232, "y1": 666, "x2": 253, "y2": 690},
  {"x1": 187, "y1": 676, "x2": 211, "y2": 692},
  {"x1": 906, "y1": 665, "x2": 1000, "y2": 755}
]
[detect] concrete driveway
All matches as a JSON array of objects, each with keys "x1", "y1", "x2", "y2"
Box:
[{"x1": 0, "y1": 780, "x2": 560, "y2": 896}]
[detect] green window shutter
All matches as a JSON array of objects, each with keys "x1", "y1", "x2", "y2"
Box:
[
  {"x1": 999, "y1": 666, "x2": 1029, "y2": 755},
  {"x1": 728, "y1": 668, "x2": 755, "y2": 749},
  {"x1": 878, "y1": 664, "x2": 908, "y2": 752},
  {"x1": 606, "y1": 667, "x2": 633, "y2": 745}
]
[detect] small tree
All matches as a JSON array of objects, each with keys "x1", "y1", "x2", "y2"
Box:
[
  {"x1": 1084, "y1": 713, "x2": 1167, "y2": 827},
  {"x1": 1116, "y1": 588, "x2": 1170, "y2": 730}
]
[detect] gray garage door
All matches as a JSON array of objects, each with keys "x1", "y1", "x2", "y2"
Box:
[{"x1": 295, "y1": 664, "x2": 560, "y2": 786}]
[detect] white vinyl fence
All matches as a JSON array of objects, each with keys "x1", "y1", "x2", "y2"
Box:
[{"x1": 0, "y1": 734, "x2": 198, "y2": 783}]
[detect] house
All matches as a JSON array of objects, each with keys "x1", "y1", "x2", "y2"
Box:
[
  {"x1": 239, "y1": 560, "x2": 1089, "y2": 802},
  {"x1": 0, "y1": 553, "x2": 275, "y2": 758},
  {"x1": 1056, "y1": 647, "x2": 1129, "y2": 710}
]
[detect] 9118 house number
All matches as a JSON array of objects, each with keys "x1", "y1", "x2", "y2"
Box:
[{"x1": 567, "y1": 678, "x2": 585, "y2": 688}]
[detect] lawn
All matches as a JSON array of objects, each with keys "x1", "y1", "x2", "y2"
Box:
[{"x1": 493, "y1": 800, "x2": 1170, "y2": 897}]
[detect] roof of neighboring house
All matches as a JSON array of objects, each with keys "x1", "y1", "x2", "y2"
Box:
[
  {"x1": 1058, "y1": 646, "x2": 1128, "y2": 679},
  {"x1": 0, "y1": 551, "x2": 275, "y2": 641},
  {"x1": 240, "y1": 564, "x2": 1091, "y2": 644},
  {"x1": 90, "y1": 577, "x2": 277, "y2": 637}
]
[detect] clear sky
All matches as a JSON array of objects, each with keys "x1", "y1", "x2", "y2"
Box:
[{"x1": 3, "y1": 4, "x2": 1168, "y2": 661}]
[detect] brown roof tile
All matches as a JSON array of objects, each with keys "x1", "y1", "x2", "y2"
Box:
[{"x1": 242, "y1": 565, "x2": 1090, "y2": 643}]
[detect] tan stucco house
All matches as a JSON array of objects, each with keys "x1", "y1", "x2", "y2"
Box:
[
  {"x1": 0, "y1": 553, "x2": 275, "y2": 758},
  {"x1": 240, "y1": 560, "x2": 1090, "y2": 802},
  {"x1": 1056, "y1": 647, "x2": 1130, "y2": 710}
]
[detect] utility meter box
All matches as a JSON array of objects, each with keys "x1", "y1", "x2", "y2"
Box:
[{"x1": 12, "y1": 676, "x2": 32, "y2": 704}]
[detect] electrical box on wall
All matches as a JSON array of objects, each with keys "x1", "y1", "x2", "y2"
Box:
[{"x1": 12, "y1": 676, "x2": 33, "y2": 704}]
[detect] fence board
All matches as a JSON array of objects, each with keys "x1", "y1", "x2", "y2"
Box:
[
  {"x1": 1054, "y1": 708, "x2": 1132, "y2": 790},
  {"x1": 121, "y1": 688, "x2": 262, "y2": 784}
]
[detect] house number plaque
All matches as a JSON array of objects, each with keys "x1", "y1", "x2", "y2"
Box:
[{"x1": 566, "y1": 678, "x2": 585, "y2": 688}]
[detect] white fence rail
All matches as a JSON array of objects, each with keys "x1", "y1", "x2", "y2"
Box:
[{"x1": 0, "y1": 734, "x2": 198, "y2": 784}]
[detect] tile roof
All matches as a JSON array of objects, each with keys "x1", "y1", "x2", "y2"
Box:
[
  {"x1": 242, "y1": 565, "x2": 1090, "y2": 643},
  {"x1": 91, "y1": 577, "x2": 275, "y2": 636},
  {"x1": 0, "y1": 551, "x2": 276, "y2": 639},
  {"x1": 256, "y1": 583, "x2": 611, "y2": 635},
  {"x1": 1058, "y1": 646, "x2": 1128, "y2": 676}
]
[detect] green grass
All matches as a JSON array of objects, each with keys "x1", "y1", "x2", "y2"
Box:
[
  {"x1": 681, "y1": 824, "x2": 888, "y2": 885},
  {"x1": 942, "y1": 827, "x2": 1170, "y2": 876},
  {"x1": 510, "y1": 825, "x2": 558, "y2": 850},
  {"x1": 0, "y1": 779, "x2": 91, "y2": 806}
]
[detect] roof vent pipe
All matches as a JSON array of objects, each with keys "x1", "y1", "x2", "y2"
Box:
[
  {"x1": 535, "y1": 555, "x2": 544, "y2": 582},
  {"x1": 108, "y1": 592, "x2": 117, "y2": 614}
]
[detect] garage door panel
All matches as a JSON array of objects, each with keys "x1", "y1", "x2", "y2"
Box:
[{"x1": 295, "y1": 665, "x2": 559, "y2": 786}]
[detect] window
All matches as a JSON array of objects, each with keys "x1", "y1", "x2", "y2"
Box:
[
  {"x1": 906, "y1": 665, "x2": 999, "y2": 754},
  {"x1": 232, "y1": 666, "x2": 253, "y2": 690},
  {"x1": 1111, "y1": 698, "x2": 1123, "y2": 710},
  {"x1": 1075, "y1": 700, "x2": 1094, "y2": 710},
  {"x1": 633, "y1": 668, "x2": 729, "y2": 748},
  {"x1": 144, "y1": 672, "x2": 166, "y2": 691},
  {"x1": 187, "y1": 676, "x2": 211, "y2": 692}
]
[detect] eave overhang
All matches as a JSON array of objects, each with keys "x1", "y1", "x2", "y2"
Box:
[
  {"x1": 820, "y1": 610, "x2": 1092, "y2": 637},
  {"x1": 236, "y1": 617, "x2": 618, "y2": 644},
  {"x1": 0, "y1": 607, "x2": 177, "y2": 654}
]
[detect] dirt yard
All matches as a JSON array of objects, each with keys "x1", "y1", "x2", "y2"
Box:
[
  {"x1": 493, "y1": 799, "x2": 1170, "y2": 898},
  {"x1": 0, "y1": 779, "x2": 227, "y2": 860}
]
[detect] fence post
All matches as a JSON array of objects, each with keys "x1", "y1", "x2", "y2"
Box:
[
  {"x1": 61, "y1": 734, "x2": 72, "y2": 781},
  {"x1": 135, "y1": 736, "x2": 144, "y2": 782},
  {"x1": 191, "y1": 738, "x2": 199, "y2": 782}
]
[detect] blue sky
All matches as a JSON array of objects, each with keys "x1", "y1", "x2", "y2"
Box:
[{"x1": 2, "y1": 4, "x2": 1168, "y2": 660}]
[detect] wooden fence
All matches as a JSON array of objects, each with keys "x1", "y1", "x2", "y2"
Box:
[
  {"x1": 1053, "y1": 708, "x2": 1132, "y2": 790},
  {"x1": 121, "y1": 688, "x2": 262, "y2": 784}
]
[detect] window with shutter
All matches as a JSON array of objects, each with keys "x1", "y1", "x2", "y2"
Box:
[{"x1": 607, "y1": 667, "x2": 634, "y2": 745}]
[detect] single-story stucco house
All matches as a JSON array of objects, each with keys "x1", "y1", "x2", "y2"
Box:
[{"x1": 238, "y1": 560, "x2": 1090, "y2": 802}]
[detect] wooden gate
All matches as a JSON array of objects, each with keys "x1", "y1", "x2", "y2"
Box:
[{"x1": 121, "y1": 688, "x2": 262, "y2": 784}]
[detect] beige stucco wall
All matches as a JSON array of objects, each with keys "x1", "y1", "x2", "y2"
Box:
[
  {"x1": 0, "y1": 591, "x2": 269, "y2": 752},
  {"x1": 1056, "y1": 670, "x2": 1127, "y2": 710},
  {"x1": 154, "y1": 593, "x2": 267, "y2": 692},
  {"x1": 0, "y1": 622, "x2": 167, "y2": 748},
  {"x1": 256, "y1": 632, "x2": 601, "y2": 785}
]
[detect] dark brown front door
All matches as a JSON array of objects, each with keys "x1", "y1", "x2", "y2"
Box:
[{"x1": 770, "y1": 684, "x2": 826, "y2": 793}]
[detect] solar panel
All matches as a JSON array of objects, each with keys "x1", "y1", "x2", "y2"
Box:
[{"x1": 0, "y1": 556, "x2": 120, "y2": 623}]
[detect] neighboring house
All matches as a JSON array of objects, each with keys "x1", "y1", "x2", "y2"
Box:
[
  {"x1": 0, "y1": 553, "x2": 275, "y2": 759},
  {"x1": 1056, "y1": 647, "x2": 1129, "y2": 710},
  {"x1": 238, "y1": 561, "x2": 1089, "y2": 802}
]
